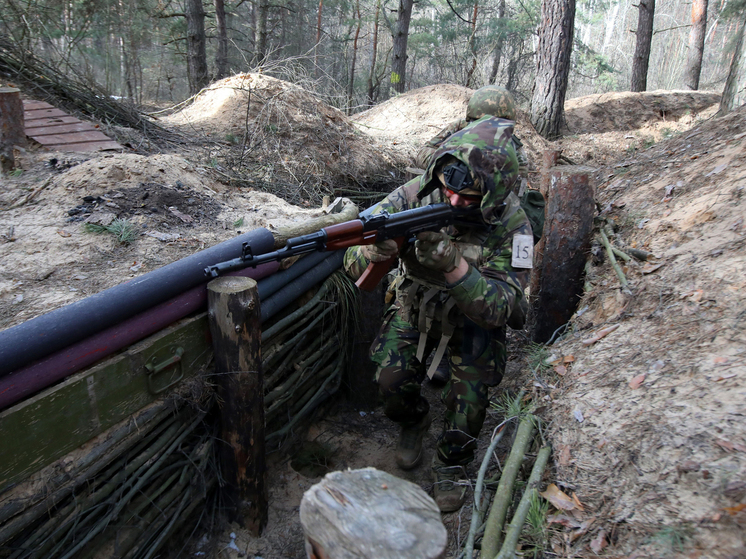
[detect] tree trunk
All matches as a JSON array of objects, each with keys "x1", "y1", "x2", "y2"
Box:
[
  {"x1": 255, "y1": 0, "x2": 269, "y2": 66},
  {"x1": 347, "y1": 0, "x2": 362, "y2": 114},
  {"x1": 488, "y1": 0, "x2": 506, "y2": 84},
  {"x1": 530, "y1": 0, "x2": 576, "y2": 140},
  {"x1": 215, "y1": 0, "x2": 229, "y2": 78},
  {"x1": 718, "y1": 17, "x2": 745, "y2": 116},
  {"x1": 465, "y1": 1, "x2": 479, "y2": 88},
  {"x1": 185, "y1": 0, "x2": 209, "y2": 94},
  {"x1": 391, "y1": 0, "x2": 414, "y2": 94},
  {"x1": 315, "y1": 0, "x2": 323, "y2": 76},
  {"x1": 685, "y1": 0, "x2": 708, "y2": 90},
  {"x1": 367, "y1": 0, "x2": 381, "y2": 104},
  {"x1": 630, "y1": 0, "x2": 655, "y2": 92}
]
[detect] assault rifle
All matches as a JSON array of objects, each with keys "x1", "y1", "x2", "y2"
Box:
[{"x1": 205, "y1": 203, "x2": 482, "y2": 291}]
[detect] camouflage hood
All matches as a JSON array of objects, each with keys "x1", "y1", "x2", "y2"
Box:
[{"x1": 417, "y1": 116, "x2": 519, "y2": 225}]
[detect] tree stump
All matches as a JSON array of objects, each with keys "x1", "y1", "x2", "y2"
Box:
[
  {"x1": 0, "y1": 87, "x2": 25, "y2": 173},
  {"x1": 207, "y1": 276, "x2": 267, "y2": 535},
  {"x1": 300, "y1": 468, "x2": 447, "y2": 559},
  {"x1": 531, "y1": 165, "x2": 595, "y2": 343}
]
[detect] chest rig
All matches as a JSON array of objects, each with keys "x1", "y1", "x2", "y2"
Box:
[{"x1": 394, "y1": 223, "x2": 493, "y2": 379}]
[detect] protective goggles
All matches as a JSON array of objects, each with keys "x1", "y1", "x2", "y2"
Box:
[{"x1": 442, "y1": 162, "x2": 481, "y2": 199}]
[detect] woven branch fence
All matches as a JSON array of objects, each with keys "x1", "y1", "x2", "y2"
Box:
[{"x1": 0, "y1": 270, "x2": 359, "y2": 558}]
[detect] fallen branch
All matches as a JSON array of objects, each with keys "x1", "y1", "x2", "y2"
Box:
[
  {"x1": 494, "y1": 445, "x2": 552, "y2": 559},
  {"x1": 481, "y1": 415, "x2": 536, "y2": 559},
  {"x1": 9, "y1": 178, "x2": 52, "y2": 209},
  {"x1": 627, "y1": 247, "x2": 651, "y2": 261},
  {"x1": 464, "y1": 420, "x2": 510, "y2": 559},
  {"x1": 581, "y1": 323, "x2": 620, "y2": 346},
  {"x1": 598, "y1": 229, "x2": 630, "y2": 293},
  {"x1": 611, "y1": 246, "x2": 631, "y2": 262}
]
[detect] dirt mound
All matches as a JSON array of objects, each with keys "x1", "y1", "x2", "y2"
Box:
[
  {"x1": 0, "y1": 151, "x2": 350, "y2": 330},
  {"x1": 162, "y1": 74, "x2": 407, "y2": 199},
  {"x1": 563, "y1": 90, "x2": 721, "y2": 134},
  {"x1": 544, "y1": 106, "x2": 746, "y2": 556},
  {"x1": 351, "y1": 84, "x2": 473, "y2": 153}
]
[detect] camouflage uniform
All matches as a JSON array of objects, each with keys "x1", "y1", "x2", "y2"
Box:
[
  {"x1": 414, "y1": 122, "x2": 530, "y2": 182},
  {"x1": 344, "y1": 117, "x2": 533, "y2": 466},
  {"x1": 413, "y1": 86, "x2": 530, "y2": 188}
]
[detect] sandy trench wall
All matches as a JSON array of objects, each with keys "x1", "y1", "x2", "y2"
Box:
[{"x1": 544, "y1": 106, "x2": 746, "y2": 555}]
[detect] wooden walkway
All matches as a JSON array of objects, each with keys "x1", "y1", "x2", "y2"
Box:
[{"x1": 23, "y1": 100, "x2": 123, "y2": 153}]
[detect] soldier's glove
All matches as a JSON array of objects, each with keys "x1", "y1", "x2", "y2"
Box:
[
  {"x1": 415, "y1": 231, "x2": 462, "y2": 273},
  {"x1": 361, "y1": 239, "x2": 399, "y2": 263}
]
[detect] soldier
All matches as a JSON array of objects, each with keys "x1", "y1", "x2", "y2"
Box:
[
  {"x1": 415, "y1": 86, "x2": 535, "y2": 385},
  {"x1": 414, "y1": 85, "x2": 531, "y2": 189},
  {"x1": 344, "y1": 116, "x2": 533, "y2": 512}
]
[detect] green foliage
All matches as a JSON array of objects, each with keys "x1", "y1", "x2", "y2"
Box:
[
  {"x1": 225, "y1": 133, "x2": 238, "y2": 144},
  {"x1": 649, "y1": 525, "x2": 692, "y2": 553},
  {"x1": 525, "y1": 342, "x2": 552, "y2": 373},
  {"x1": 642, "y1": 137, "x2": 656, "y2": 149},
  {"x1": 84, "y1": 218, "x2": 138, "y2": 243},
  {"x1": 233, "y1": 216, "x2": 244, "y2": 228},
  {"x1": 721, "y1": 0, "x2": 746, "y2": 20},
  {"x1": 491, "y1": 391, "x2": 527, "y2": 418},
  {"x1": 9, "y1": 169, "x2": 24, "y2": 177},
  {"x1": 521, "y1": 491, "x2": 549, "y2": 558}
]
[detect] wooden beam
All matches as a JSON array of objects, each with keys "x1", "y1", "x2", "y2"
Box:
[{"x1": 207, "y1": 276, "x2": 267, "y2": 536}]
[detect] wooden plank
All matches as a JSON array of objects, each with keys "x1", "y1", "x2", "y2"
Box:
[
  {"x1": 25, "y1": 123, "x2": 98, "y2": 136},
  {"x1": 0, "y1": 313, "x2": 213, "y2": 492},
  {"x1": 32, "y1": 131, "x2": 113, "y2": 145},
  {"x1": 22, "y1": 100, "x2": 55, "y2": 111},
  {"x1": 24, "y1": 116, "x2": 80, "y2": 129},
  {"x1": 24, "y1": 108, "x2": 67, "y2": 120}
]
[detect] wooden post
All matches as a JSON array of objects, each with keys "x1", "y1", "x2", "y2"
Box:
[
  {"x1": 528, "y1": 149, "x2": 561, "y2": 316},
  {"x1": 300, "y1": 468, "x2": 447, "y2": 559},
  {"x1": 207, "y1": 276, "x2": 267, "y2": 535},
  {"x1": 0, "y1": 87, "x2": 26, "y2": 173},
  {"x1": 539, "y1": 149, "x2": 561, "y2": 197},
  {"x1": 531, "y1": 165, "x2": 595, "y2": 343}
]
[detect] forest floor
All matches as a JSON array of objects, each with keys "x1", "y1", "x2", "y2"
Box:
[{"x1": 1, "y1": 79, "x2": 744, "y2": 558}]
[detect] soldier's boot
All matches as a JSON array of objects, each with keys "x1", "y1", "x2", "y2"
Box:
[
  {"x1": 431, "y1": 455, "x2": 468, "y2": 512},
  {"x1": 395, "y1": 413, "x2": 431, "y2": 470}
]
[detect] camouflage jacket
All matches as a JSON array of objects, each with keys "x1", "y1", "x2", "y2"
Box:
[
  {"x1": 413, "y1": 118, "x2": 530, "y2": 182},
  {"x1": 345, "y1": 117, "x2": 533, "y2": 332}
]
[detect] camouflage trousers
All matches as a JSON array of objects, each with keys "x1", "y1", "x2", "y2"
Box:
[{"x1": 371, "y1": 304, "x2": 507, "y2": 466}]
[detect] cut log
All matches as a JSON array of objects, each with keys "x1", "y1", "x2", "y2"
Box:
[
  {"x1": 531, "y1": 165, "x2": 595, "y2": 343},
  {"x1": 270, "y1": 197, "x2": 359, "y2": 249},
  {"x1": 300, "y1": 468, "x2": 447, "y2": 559},
  {"x1": 207, "y1": 276, "x2": 267, "y2": 536},
  {"x1": 0, "y1": 87, "x2": 26, "y2": 172}
]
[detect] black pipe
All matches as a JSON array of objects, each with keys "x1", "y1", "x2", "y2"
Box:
[
  {"x1": 0, "y1": 228, "x2": 276, "y2": 376},
  {"x1": 260, "y1": 251, "x2": 345, "y2": 323},
  {"x1": 256, "y1": 250, "x2": 332, "y2": 300}
]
